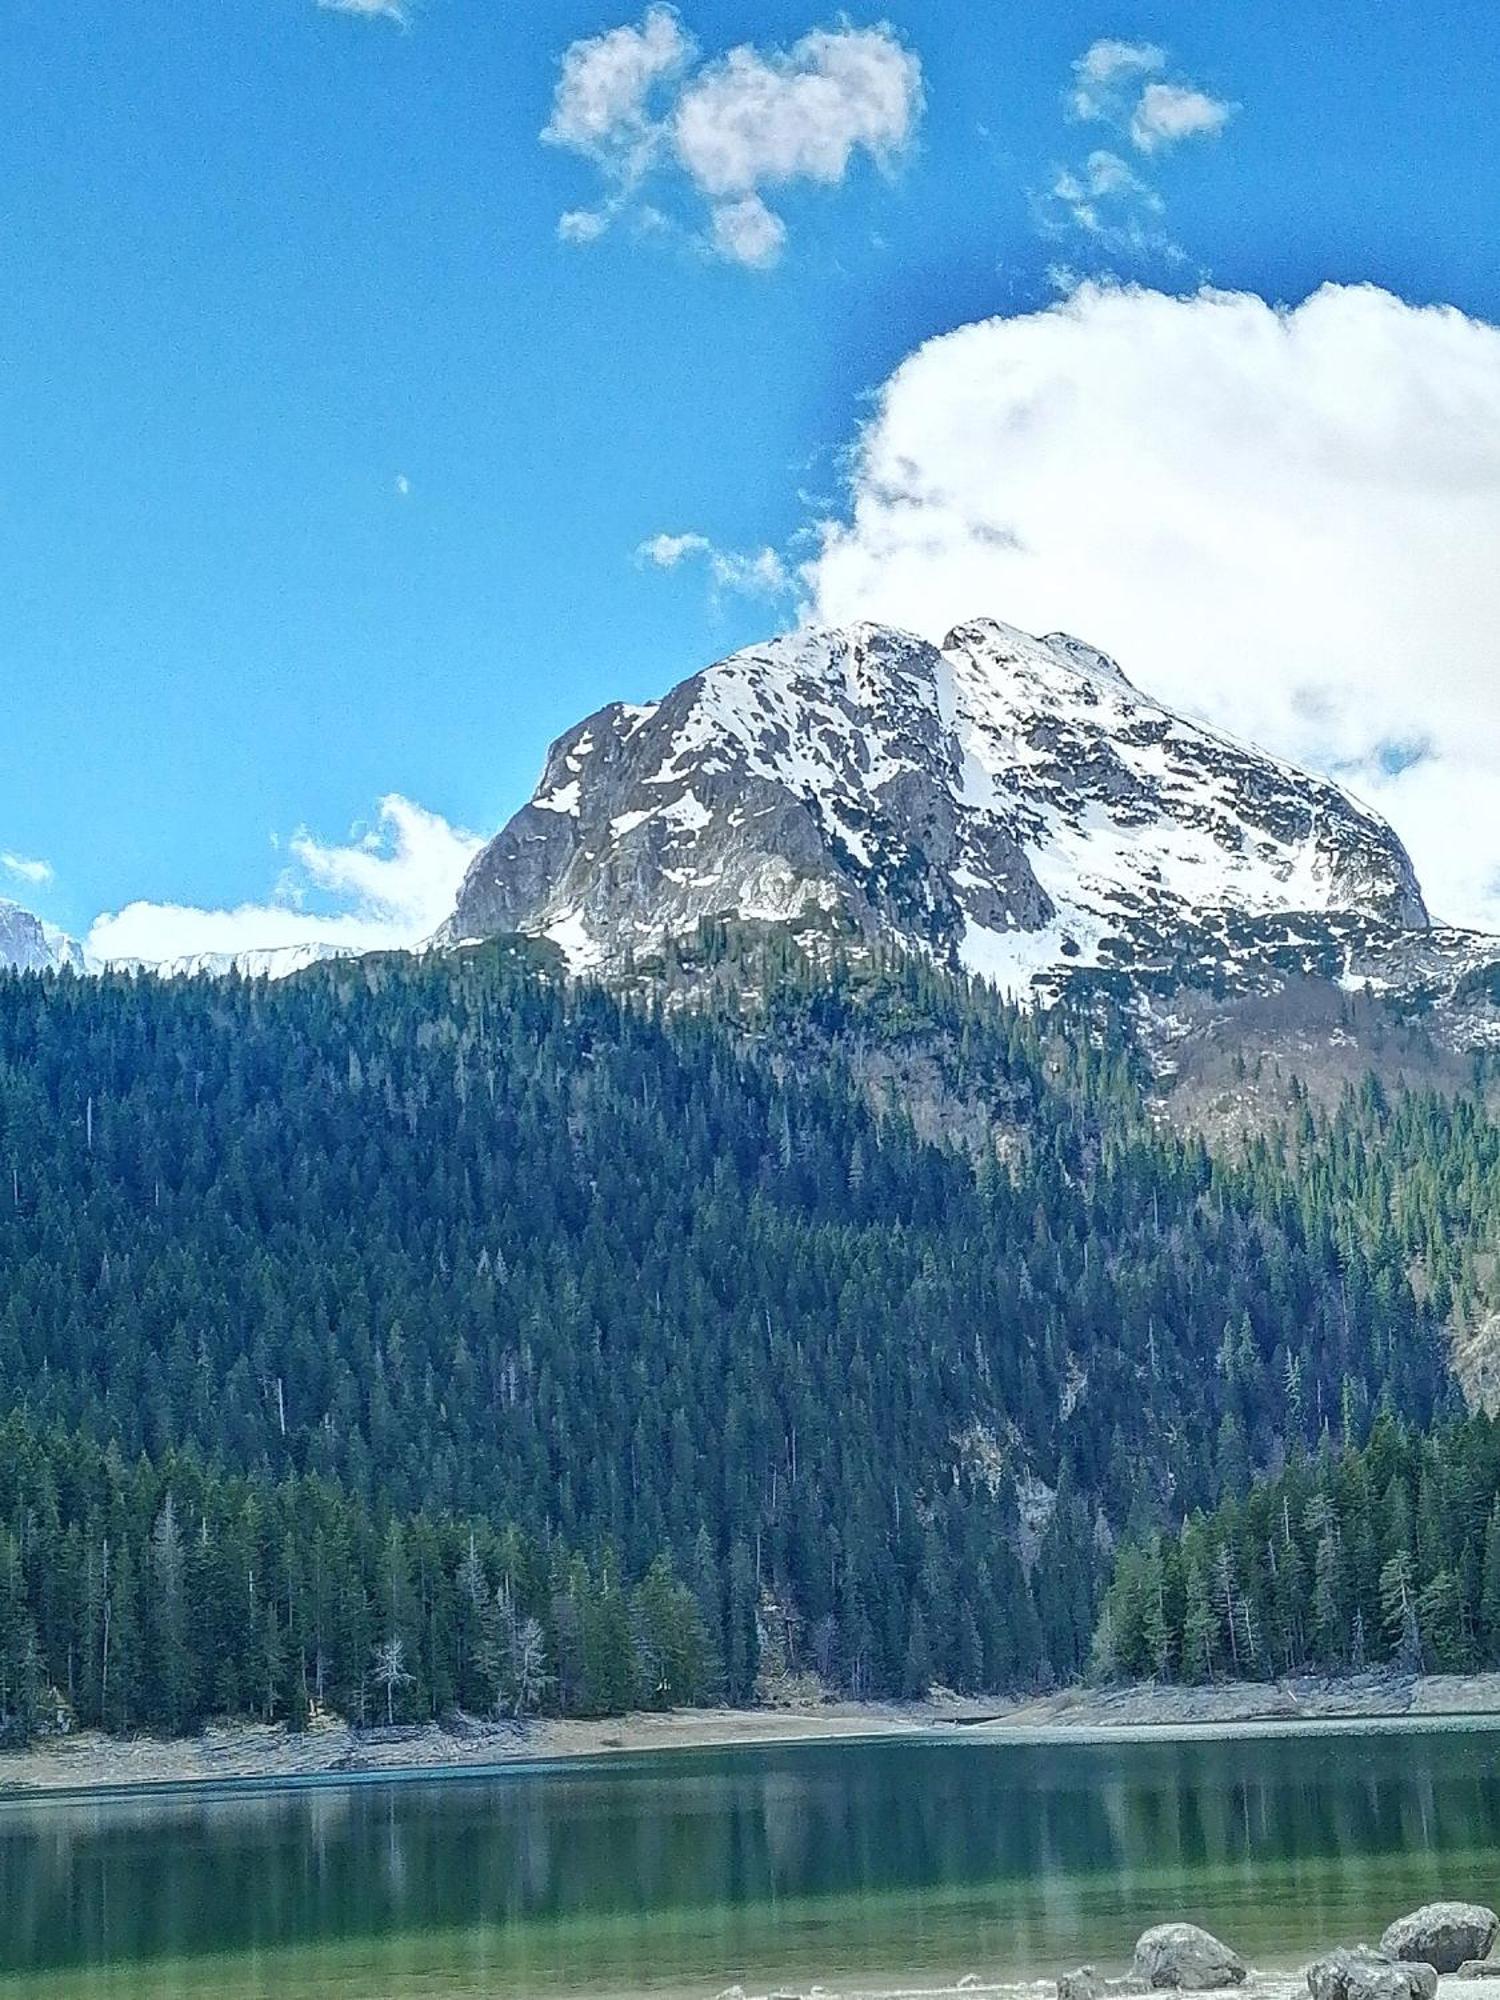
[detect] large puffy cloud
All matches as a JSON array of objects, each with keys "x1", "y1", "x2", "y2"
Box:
[
  {"x1": 806, "y1": 282, "x2": 1500, "y2": 931},
  {"x1": 87, "y1": 795, "x2": 482, "y2": 968},
  {"x1": 542, "y1": 10, "x2": 922, "y2": 267}
]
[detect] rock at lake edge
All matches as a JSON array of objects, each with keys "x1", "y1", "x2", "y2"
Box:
[
  {"x1": 1060, "y1": 1969, "x2": 1148, "y2": 2000},
  {"x1": 1381, "y1": 1904, "x2": 1500, "y2": 1974},
  {"x1": 1059, "y1": 1970, "x2": 1102, "y2": 2000},
  {"x1": 1133, "y1": 1924, "x2": 1248, "y2": 1990},
  {"x1": 1307, "y1": 1945, "x2": 1439, "y2": 2000}
]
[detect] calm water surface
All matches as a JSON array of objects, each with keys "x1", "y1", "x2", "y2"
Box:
[{"x1": 3, "y1": 1725, "x2": 1500, "y2": 1999}]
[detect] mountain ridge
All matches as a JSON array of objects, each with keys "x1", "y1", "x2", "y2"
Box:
[
  {"x1": 12, "y1": 617, "x2": 1499, "y2": 1047},
  {"x1": 441, "y1": 615, "x2": 1499, "y2": 1033}
]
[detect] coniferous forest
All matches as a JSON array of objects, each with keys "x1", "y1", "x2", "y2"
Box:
[
  {"x1": 0, "y1": 941, "x2": 1497, "y2": 1736},
  {"x1": 1096, "y1": 1415, "x2": 1500, "y2": 1684}
]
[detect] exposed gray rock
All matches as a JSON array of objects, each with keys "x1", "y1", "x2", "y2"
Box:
[
  {"x1": 440, "y1": 617, "x2": 1470, "y2": 1017},
  {"x1": 1133, "y1": 1923, "x2": 1247, "y2": 1990},
  {"x1": 1060, "y1": 1969, "x2": 1102, "y2": 2000},
  {"x1": 1380, "y1": 1905, "x2": 1499, "y2": 1974},
  {"x1": 1456, "y1": 1966, "x2": 1500, "y2": 1982},
  {"x1": 1306, "y1": 1947, "x2": 1438, "y2": 2000},
  {"x1": 0, "y1": 900, "x2": 82, "y2": 974},
  {"x1": 1060, "y1": 1969, "x2": 1148, "y2": 2000}
]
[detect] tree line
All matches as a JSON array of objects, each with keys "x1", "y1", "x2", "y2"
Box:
[
  {"x1": 1096, "y1": 1413, "x2": 1500, "y2": 1683},
  {"x1": 0, "y1": 1411, "x2": 720, "y2": 1742}
]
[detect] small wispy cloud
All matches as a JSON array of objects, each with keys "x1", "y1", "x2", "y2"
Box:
[
  {"x1": 1068, "y1": 39, "x2": 1164, "y2": 122},
  {"x1": 1130, "y1": 82, "x2": 1236, "y2": 153},
  {"x1": 637, "y1": 530, "x2": 790, "y2": 597},
  {"x1": 1043, "y1": 148, "x2": 1163, "y2": 238},
  {"x1": 2, "y1": 852, "x2": 54, "y2": 889},
  {"x1": 395, "y1": 473, "x2": 411, "y2": 497},
  {"x1": 543, "y1": 9, "x2": 923, "y2": 268},
  {"x1": 317, "y1": 0, "x2": 408, "y2": 22},
  {"x1": 542, "y1": 4, "x2": 698, "y2": 242},
  {"x1": 1069, "y1": 37, "x2": 1234, "y2": 154},
  {"x1": 1040, "y1": 39, "x2": 1235, "y2": 260},
  {"x1": 708, "y1": 194, "x2": 788, "y2": 270}
]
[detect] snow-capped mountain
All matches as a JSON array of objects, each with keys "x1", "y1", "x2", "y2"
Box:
[
  {"x1": 0, "y1": 902, "x2": 352, "y2": 983},
  {"x1": 0, "y1": 900, "x2": 84, "y2": 974},
  {"x1": 442, "y1": 617, "x2": 1487, "y2": 1008},
  {"x1": 101, "y1": 941, "x2": 353, "y2": 981}
]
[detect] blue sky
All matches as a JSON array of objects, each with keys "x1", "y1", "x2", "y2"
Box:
[{"x1": 5, "y1": 0, "x2": 1500, "y2": 955}]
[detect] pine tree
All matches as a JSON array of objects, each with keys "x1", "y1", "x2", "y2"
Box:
[{"x1": 1181, "y1": 1560, "x2": 1217, "y2": 1683}]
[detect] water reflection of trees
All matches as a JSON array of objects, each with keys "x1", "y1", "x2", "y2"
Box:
[{"x1": 2, "y1": 1734, "x2": 1500, "y2": 1980}]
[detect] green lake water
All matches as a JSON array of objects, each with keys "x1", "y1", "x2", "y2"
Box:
[{"x1": 4, "y1": 1724, "x2": 1500, "y2": 1999}]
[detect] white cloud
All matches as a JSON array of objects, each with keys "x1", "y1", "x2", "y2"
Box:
[
  {"x1": 639, "y1": 531, "x2": 713, "y2": 567},
  {"x1": 1042, "y1": 149, "x2": 1164, "y2": 240},
  {"x1": 638, "y1": 529, "x2": 790, "y2": 597},
  {"x1": 559, "y1": 207, "x2": 611, "y2": 244},
  {"x1": 2, "y1": 852, "x2": 54, "y2": 888},
  {"x1": 1131, "y1": 81, "x2": 1235, "y2": 152},
  {"x1": 543, "y1": 12, "x2": 922, "y2": 268},
  {"x1": 542, "y1": 4, "x2": 694, "y2": 174},
  {"x1": 709, "y1": 193, "x2": 788, "y2": 268},
  {"x1": 804, "y1": 282, "x2": 1500, "y2": 931},
  {"x1": 87, "y1": 795, "x2": 482, "y2": 968},
  {"x1": 394, "y1": 473, "x2": 411, "y2": 497},
  {"x1": 673, "y1": 25, "x2": 921, "y2": 197},
  {"x1": 1069, "y1": 39, "x2": 1164, "y2": 122},
  {"x1": 317, "y1": 0, "x2": 408, "y2": 23},
  {"x1": 1047, "y1": 41, "x2": 1230, "y2": 259}
]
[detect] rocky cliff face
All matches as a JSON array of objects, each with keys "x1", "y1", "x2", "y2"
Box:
[
  {"x1": 0, "y1": 900, "x2": 83, "y2": 974},
  {"x1": 442, "y1": 617, "x2": 1462, "y2": 1006}
]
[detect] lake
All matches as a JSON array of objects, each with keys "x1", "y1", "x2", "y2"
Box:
[{"x1": 3, "y1": 1724, "x2": 1500, "y2": 1999}]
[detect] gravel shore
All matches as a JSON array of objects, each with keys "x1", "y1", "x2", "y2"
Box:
[{"x1": 6, "y1": 1671, "x2": 1500, "y2": 1795}]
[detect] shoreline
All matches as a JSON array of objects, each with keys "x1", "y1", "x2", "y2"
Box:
[{"x1": 7, "y1": 1669, "x2": 1500, "y2": 1799}]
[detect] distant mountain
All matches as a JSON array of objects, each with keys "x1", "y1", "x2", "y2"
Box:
[
  {"x1": 440, "y1": 617, "x2": 1500, "y2": 1032},
  {"x1": 102, "y1": 941, "x2": 352, "y2": 981},
  {"x1": 0, "y1": 904, "x2": 351, "y2": 982},
  {"x1": 0, "y1": 899, "x2": 83, "y2": 973}
]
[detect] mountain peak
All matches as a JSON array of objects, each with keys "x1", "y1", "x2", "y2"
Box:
[
  {"x1": 441, "y1": 613, "x2": 1439, "y2": 1003},
  {"x1": 943, "y1": 617, "x2": 1132, "y2": 691},
  {"x1": 0, "y1": 900, "x2": 84, "y2": 974}
]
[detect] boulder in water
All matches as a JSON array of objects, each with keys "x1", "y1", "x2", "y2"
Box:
[
  {"x1": 1381, "y1": 1905, "x2": 1500, "y2": 1974},
  {"x1": 1307, "y1": 1946, "x2": 1439, "y2": 2000},
  {"x1": 1133, "y1": 1925, "x2": 1247, "y2": 1990}
]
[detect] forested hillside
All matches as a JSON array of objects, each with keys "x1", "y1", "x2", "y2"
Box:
[
  {"x1": 0, "y1": 945, "x2": 1488, "y2": 1731},
  {"x1": 0, "y1": 1412, "x2": 715, "y2": 1740},
  {"x1": 1096, "y1": 1415, "x2": 1500, "y2": 1683}
]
